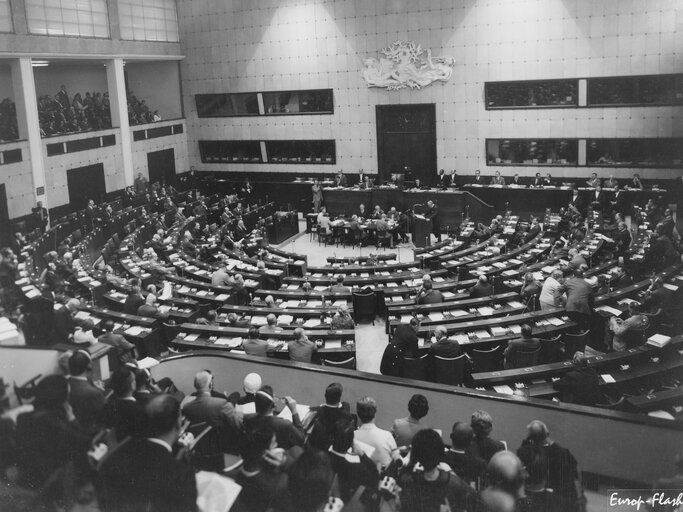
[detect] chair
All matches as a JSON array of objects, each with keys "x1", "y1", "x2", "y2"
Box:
[
  {"x1": 376, "y1": 231, "x2": 392, "y2": 250},
  {"x1": 322, "y1": 356, "x2": 356, "y2": 370},
  {"x1": 402, "y1": 354, "x2": 428, "y2": 380},
  {"x1": 505, "y1": 346, "x2": 541, "y2": 369},
  {"x1": 471, "y1": 345, "x2": 504, "y2": 373},
  {"x1": 352, "y1": 291, "x2": 376, "y2": 325},
  {"x1": 540, "y1": 334, "x2": 564, "y2": 363},
  {"x1": 14, "y1": 374, "x2": 42, "y2": 405},
  {"x1": 186, "y1": 422, "x2": 227, "y2": 472},
  {"x1": 433, "y1": 354, "x2": 468, "y2": 385},
  {"x1": 562, "y1": 329, "x2": 590, "y2": 357}
]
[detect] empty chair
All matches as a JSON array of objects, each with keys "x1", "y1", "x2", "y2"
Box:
[
  {"x1": 433, "y1": 354, "x2": 467, "y2": 385},
  {"x1": 186, "y1": 422, "x2": 228, "y2": 472},
  {"x1": 401, "y1": 354, "x2": 428, "y2": 380},
  {"x1": 540, "y1": 334, "x2": 564, "y2": 363},
  {"x1": 504, "y1": 346, "x2": 541, "y2": 369},
  {"x1": 322, "y1": 356, "x2": 356, "y2": 370},
  {"x1": 471, "y1": 345, "x2": 504, "y2": 373},
  {"x1": 562, "y1": 329, "x2": 590, "y2": 357},
  {"x1": 352, "y1": 290, "x2": 376, "y2": 325},
  {"x1": 376, "y1": 231, "x2": 392, "y2": 250}
]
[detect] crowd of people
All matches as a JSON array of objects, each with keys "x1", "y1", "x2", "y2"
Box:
[
  {"x1": 1, "y1": 357, "x2": 596, "y2": 512},
  {"x1": 37, "y1": 85, "x2": 160, "y2": 137}
]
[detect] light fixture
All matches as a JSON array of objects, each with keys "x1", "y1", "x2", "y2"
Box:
[{"x1": 31, "y1": 60, "x2": 49, "y2": 67}]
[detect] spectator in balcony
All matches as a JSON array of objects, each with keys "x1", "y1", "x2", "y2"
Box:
[
  {"x1": 55, "y1": 85, "x2": 69, "y2": 109},
  {"x1": 391, "y1": 393, "x2": 430, "y2": 447},
  {"x1": 468, "y1": 410, "x2": 506, "y2": 463}
]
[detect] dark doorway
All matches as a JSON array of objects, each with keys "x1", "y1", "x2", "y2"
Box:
[
  {"x1": 0, "y1": 184, "x2": 9, "y2": 246},
  {"x1": 147, "y1": 148, "x2": 176, "y2": 187},
  {"x1": 376, "y1": 104, "x2": 437, "y2": 185},
  {"x1": 67, "y1": 163, "x2": 106, "y2": 209}
]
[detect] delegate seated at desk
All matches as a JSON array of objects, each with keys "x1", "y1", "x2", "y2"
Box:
[
  {"x1": 328, "y1": 275, "x2": 351, "y2": 294},
  {"x1": 416, "y1": 281, "x2": 443, "y2": 304},
  {"x1": 503, "y1": 324, "x2": 541, "y2": 369},
  {"x1": 288, "y1": 327, "x2": 321, "y2": 363}
]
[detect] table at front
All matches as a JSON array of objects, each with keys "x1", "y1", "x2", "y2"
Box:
[{"x1": 322, "y1": 188, "x2": 493, "y2": 227}]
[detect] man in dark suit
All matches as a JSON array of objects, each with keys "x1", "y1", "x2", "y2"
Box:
[
  {"x1": 356, "y1": 168, "x2": 366, "y2": 187},
  {"x1": 469, "y1": 275, "x2": 493, "y2": 298},
  {"x1": 334, "y1": 170, "x2": 347, "y2": 187},
  {"x1": 84, "y1": 199, "x2": 96, "y2": 231},
  {"x1": 104, "y1": 366, "x2": 146, "y2": 441},
  {"x1": 566, "y1": 248, "x2": 587, "y2": 271},
  {"x1": 444, "y1": 422, "x2": 487, "y2": 487},
  {"x1": 448, "y1": 169, "x2": 459, "y2": 188},
  {"x1": 503, "y1": 323, "x2": 541, "y2": 369},
  {"x1": 427, "y1": 326, "x2": 463, "y2": 381},
  {"x1": 182, "y1": 370, "x2": 242, "y2": 433},
  {"x1": 509, "y1": 174, "x2": 526, "y2": 187},
  {"x1": 552, "y1": 352, "x2": 601, "y2": 406},
  {"x1": 123, "y1": 281, "x2": 145, "y2": 315},
  {"x1": 531, "y1": 172, "x2": 544, "y2": 188},
  {"x1": 243, "y1": 385, "x2": 304, "y2": 449},
  {"x1": 568, "y1": 184, "x2": 584, "y2": 216},
  {"x1": 98, "y1": 319, "x2": 136, "y2": 363},
  {"x1": 32, "y1": 201, "x2": 49, "y2": 233},
  {"x1": 416, "y1": 280, "x2": 444, "y2": 304},
  {"x1": 425, "y1": 200, "x2": 441, "y2": 242},
  {"x1": 307, "y1": 382, "x2": 354, "y2": 451},
  {"x1": 99, "y1": 394, "x2": 198, "y2": 512},
  {"x1": 523, "y1": 217, "x2": 542, "y2": 244},
  {"x1": 610, "y1": 186, "x2": 629, "y2": 216},
  {"x1": 589, "y1": 185, "x2": 607, "y2": 212},
  {"x1": 52, "y1": 298, "x2": 80, "y2": 345},
  {"x1": 392, "y1": 317, "x2": 421, "y2": 359},
  {"x1": 436, "y1": 169, "x2": 449, "y2": 189},
  {"x1": 471, "y1": 169, "x2": 485, "y2": 185},
  {"x1": 467, "y1": 410, "x2": 506, "y2": 463},
  {"x1": 613, "y1": 221, "x2": 632, "y2": 256},
  {"x1": 558, "y1": 268, "x2": 594, "y2": 329},
  {"x1": 67, "y1": 350, "x2": 106, "y2": 434}
]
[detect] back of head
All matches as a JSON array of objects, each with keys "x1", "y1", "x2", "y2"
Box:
[
  {"x1": 478, "y1": 488, "x2": 517, "y2": 512},
  {"x1": 450, "y1": 421, "x2": 474, "y2": 450},
  {"x1": 288, "y1": 449, "x2": 334, "y2": 512},
  {"x1": 471, "y1": 410, "x2": 494, "y2": 439},
  {"x1": 520, "y1": 324, "x2": 533, "y2": 338},
  {"x1": 243, "y1": 373, "x2": 262, "y2": 394},
  {"x1": 254, "y1": 385, "x2": 274, "y2": 415},
  {"x1": 356, "y1": 396, "x2": 377, "y2": 424},
  {"x1": 206, "y1": 310, "x2": 217, "y2": 323},
  {"x1": 422, "y1": 280, "x2": 433, "y2": 291},
  {"x1": 247, "y1": 326, "x2": 259, "y2": 339},
  {"x1": 526, "y1": 420, "x2": 549, "y2": 445},
  {"x1": 325, "y1": 382, "x2": 343, "y2": 405},
  {"x1": 193, "y1": 370, "x2": 213, "y2": 392},
  {"x1": 241, "y1": 418, "x2": 275, "y2": 465},
  {"x1": 410, "y1": 428, "x2": 444, "y2": 471},
  {"x1": 110, "y1": 366, "x2": 135, "y2": 398},
  {"x1": 34, "y1": 374, "x2": 68, "y2": 411},
  {"x1": 336, "y1": 275, "x2": 344, "y2": 284},
  {"x1": 293, "y1": 327, "x2": 305, "y2": 340},
  {"x1": 434, "y1": 325, "x2": 447, "y2": 340},
  {"x1": 68, "y1": 350, "x2": 91, "y2": 376},
  {"x1": 487, "y1": 451, "x2": 525, "y2": 498},
  {"x1": 408, "y1": 394, "x2": 429, "y2": 420},
  {"x1": 145, "y1": 394, "x2": 180, "y2": 438},
  {"x1": 266, "y1": 313, "x2": 277, "y2": 326}
]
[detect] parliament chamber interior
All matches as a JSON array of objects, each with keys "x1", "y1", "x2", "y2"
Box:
[{"x1": 0, "y1": 0, "x2": 682, "y2": 511}]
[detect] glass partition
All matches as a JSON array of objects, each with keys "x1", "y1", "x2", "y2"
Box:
[
  {"x1": 485, "y1": 79, "x2": 578, "y2": 109},
  {"x1": 587, "y1": 138, "x2": 683, "y2": 168},
  {"x1": 486, "y1": 139, "x2": 579, "y2": 166}
]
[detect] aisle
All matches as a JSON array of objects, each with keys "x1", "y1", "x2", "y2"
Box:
[{"x1": 354, "y1": 320, "x2": 388, "y2": 374}]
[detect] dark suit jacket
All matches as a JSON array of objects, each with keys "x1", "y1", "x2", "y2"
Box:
[
  {"x1": 392, "y1": 324, "x2": 420, "y2": 358},
  {"x1": 589, "y1": 190, "x2": 607, "y2": 210},
  {"x1": 531, "y1": 177, "x2": 544, "y2": 187},
  {"x1": 68, "y1": 377, "x2": 106, "y2": 434},
  {"x1": 123, "y1": 293, "x2": 144, "y2": 315},
  {"x1": 52, "y1": 306, "x2": 73, "y2": 344},
  {"x1": 523, "y1": 224, "x2": 541, "y2": 244},
  {"x1": 442, "y1": 450, "x2": 487, "y2": 485},
  {"x1": 417, "y1": 289, "x2": 444, "y2": 304},
  {"x1": 509, "y1": 177, "x2": 526, "y2": 187},
  {"x1": 469, "y1": 282, "x2": 493, "y2": 298},
  {"x1": 334, "y1": 174, "x2": 347, "y2": 187},
  {"x1": 471, "y1": 175, "x2": 485, "y2": 185},
  {"x1": 447, "y1": 174, "x2": 459, "y2": 188},
  {"x1": 104, "y1": 397, "x2": 146, "y2": 441},
  {"x1": 568, "y1": 193, "x2": 584, "y2": 214},
  {"x1": 560, "y1": 277, "x2": 593, "y2": 315},
  {"x1": 436, "y1": 174, "x2": 449, "y2": 189},
  {"x1": 467, "y1": 437, "x2": 506, "y2": 463},
  {"x1": 504, "y1": 337, "x2": 541, "y2": 369},
  {"x1": 552, "y1": 367, "x2": 601, "y2": 406},
  {"x1": 243, "y1": 413, "x2": 305, "y2": 449},
  {"x1": 611, "y1": 190, "x2": 629, "y2": 215},
  {"x1": 182, "y1": 394, "x2": 241, "y2": 430},
  {"x1": 99, "y1": 438, "x2": 198, "y2": 512},
  {"x1": 425, "y1": 205, "x2": 440, "y2": 231},
  {"x1": 428, "y1": 339, "x2": 463, "y2": 379},
  {"x1": 32, "y1": 206, "x2": 49, "y2": 229}
]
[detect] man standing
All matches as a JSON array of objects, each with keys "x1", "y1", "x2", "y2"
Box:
[
  {"x1": 490, "y1": 170, "x2": 506, "y2": 186},
  {"x1": 134, "y1": 172, "x2": 148, "y2": 194},
  {"x1": 436, "y1": 169, "x2": 448, "y2": 189},
  {"x1": 32, "y1": 201, "x2": 49, "y2": 233},
  {"x1": 99, "y1": 395, "x2": 198, "y2": 512},
  {"x1": 425, "y1": 200, "x2": 441, "y2": 242},
  {"x1": 182, "y1": 370, "x2": 242, "y2": 434},
  {"x1": 67, "y1": 350, "x2": 106, "y2": 435},
  {"x1": 559, "y1": 268, "x2": 594, "y2": 329},
  {"x1": 334, "y1": 169, "x2": 347, "y2": 187},
  {"x1": 448, "y1": 169, "x2": 459, "y2": 188},
  {"x1": 539, "y1": 269, "x2": 565, "y2": 310}
]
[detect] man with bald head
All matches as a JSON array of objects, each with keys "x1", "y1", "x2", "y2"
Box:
[
  {"x1": 517, "y1": 420, "x2": 583, "y2": 512},
  {"x1": 444, "y1": 421, "x2": 487, "y2": 486},
  {"x1": 182, "y1": 370, "x2": 242, "y2": 433},
  {"x1": 477, "y1": 451, "x2": 526, "y2": 512}
]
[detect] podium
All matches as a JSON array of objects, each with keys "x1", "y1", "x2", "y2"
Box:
[{"x1": 412, "y1": 213, "x2": 432, "y2": 248}]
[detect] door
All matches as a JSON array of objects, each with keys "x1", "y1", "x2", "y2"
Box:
[
  {"x1": 147, "y1": 148, "x2": 176, "y2": 187},
  {"x1": 376, "y1": 104, "x2": 437, "y2": 185},
  {"x1": 67, "y1": 163, "x2": 106, "y2": 209}
]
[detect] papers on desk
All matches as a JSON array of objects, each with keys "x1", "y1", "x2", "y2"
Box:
[
  {"x1": 507, "y1": 301, "x2": 524, "y2": 309},
  {"x1": 502, "y1": 270, "x2": 518, "y2": 277},
  {"x1": 196, "y1": 290, "x2": 209, "y2": 297},
  {"x1": 137, "y1": 357, "x2": 159, "y2": 370},
  {"x1": 75, "y1": 311, "x2": 92, "y2": 320},
  {"x1": 433, "y1": 276, "x2": 445, "y2": 283},
  {"x1": 547, "y1": 317, "x2": 564, "y2": 326},
  {"x1": 332, "y1": 300, "x2": 347, "y2": 307},
  {"x1": 647, "y1": 334, "x2": 671, "y2": 348},
  {"x1": 390, "y1": 296, "x2": 403, "y2": 303},
  {"x1": 491, "y1": 326, "x2": 508, "y2": 336},
  {"x1": 215, "y1": 294, "x2": 230, "y2": 301},
  {"x1": 442, "y1": 291, "x2": 455, "y2": 299},
  {"x1": 595, "y1": 305, "x2": 622, "y2": 316},
  {"x1": 663, "y1": 283, "x2": 679, "y2": 291},
  {"x1": 125, "y1": 326, "x2": 145, "y2": 336},
  {"x1": 183, "y1": 333, "x2": 200, "y2": 342},
  {"x1": 601, "y1": 374, "x2": 616, "y2": 384},
  {"x1": 474, "y1": 330, "x2": 490, "y2": 339},
  {"x1": 401, "y1": 315, "x2": 413, "y2": 323},
  {"x1": 428, "y1": 312, "x2": 445, "y2": 321},
  {"x1": 177, "y1": 286, "x2": 191, "y2": 294},
  {"x1": 250, "y1": 316, "x2": 268, "y2": 326},
  {"x1": 648, "y1": 410, "x2": 675, "y2": 420},
  {"x1": 542, "y1": 266, "x2": 557, "y2": 274},
  {"x1": 195, "y1": 470, "x2": 242, "y2": 512},
  {"x1": 287, "y1": 284, "x2": 299, "y2": 290},
  {"x1": 454, "y1": 334, "x2": 469, "y2": 344},
  {"x1": 307, "y1": 300, "x2": 323, "y2": 307},
  {"x1": 477, "y1": 307, "x2": 494, "y2": 315},
  {"x1": 617, "y1": 298, "x2": 638, "y2": 306},
  {"x1": 284, "y1": 300, "x2": 301, "y2": 308},
  {"x1": 493, "y1": 385, "x2": 515, "y2": 395},
  {"x1": 325, "y1": 339, "x2": 343, "y2": 349},
  {"x1": 314, "y1": 286, "x2": 327, "y2": 291},
  {"x1": 449, "y1": 309, "x2": 468, "y2": 318},
  {"x1": 214, "y1": 337, "x2": 242, "y2": 348},
  {"x1": 386, "y1": 282, "x2": 398, "y2": 287},
  {"x1": 493, "y1": 262, "x2": 506, "y2": 269},
  {"x1": 509, "y1": 324, "x2": 522, "y2": 334},
  {"x1": 278, "y1": 315, "x2": 294, "y2": 324},
  {"x1": 25, "y1": 288, "x2": 40, "y2": 299},
  {"x1": 158, "y1": 305, "x2": 171, "y2": 315},
  {"x1": 303, "y1": 319, "x2": 319, "y2": 328}
]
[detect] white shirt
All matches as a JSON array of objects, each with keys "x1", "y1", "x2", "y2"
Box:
[
  {"x1": 147, "y1": 438, "x2": 172, "y2": 453},
  {"x1": 539, "y1": 276, "x2": 563, "y2": 307},
  {"x1": 354, "y1": 422, "x2": 397, "y2": 469}
]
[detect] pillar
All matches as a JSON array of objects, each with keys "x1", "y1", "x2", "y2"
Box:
[{"x1": 106, "y1": 58, "x2": 134, "y2": 187}]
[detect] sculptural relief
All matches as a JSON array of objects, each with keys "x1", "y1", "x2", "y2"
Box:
[{"x1": 362, "y1": 41, "x2": 455, "y2": 90}]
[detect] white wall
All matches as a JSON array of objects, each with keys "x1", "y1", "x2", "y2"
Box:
[
  {"x1": 2, "y1": 141, "x2": 33, "y2": 217},
  {"x1": 125, "y1": 61, "x2": 183, "y2": 120},
  {"x1": 33, "y1": 64, "x2": 108, "y2": 101},
  {"x1": 177, "y1": 0, "x2": 683, "y2": 180},
  {"x1": 131, "y1": 120, "x2": 190, "y2": 179}
]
